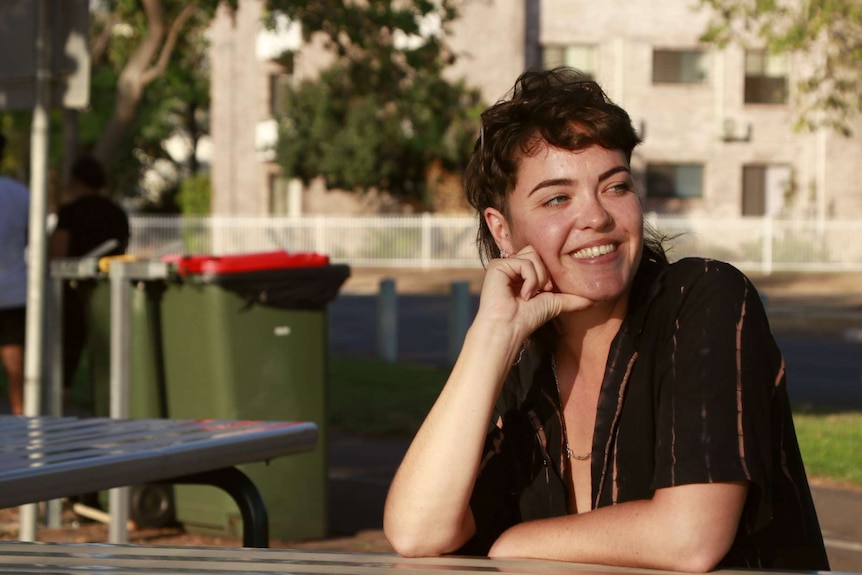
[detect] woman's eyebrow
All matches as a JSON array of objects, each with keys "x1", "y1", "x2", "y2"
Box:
[
  {"x1": 528, "y1": 178, "x2": 572, "y2": 196},
  {"x1": 527, "y1": 166, "x2": 632, "y2": 196},
  {"x1": 598, "y1": 165, "x2": 632, "y2": 181}
]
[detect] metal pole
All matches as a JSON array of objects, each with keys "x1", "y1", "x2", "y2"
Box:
[
  {"x1": 448, "y1": 281, "x2": 471, "y2": 366},
  {"x1": 19, "y1": 0, "x2": 52, "y2": 542},
  {"x1": 377, "y1": 279, "x2": 398, "y2": 364},
  {"x1": 105, "y1": 259, "x2": 169, "y2": 543},
  {"x1": 108, "y1": 262, "x2": 132, "y2": 543},
  {"x1": 45, "y1": 276, "x2": 64, "y2": 529}
]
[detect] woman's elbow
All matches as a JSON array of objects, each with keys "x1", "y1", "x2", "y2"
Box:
[
  {"x1": 385, "y1": 526, "x2": 440, "y2": 557},
  {"x1": 672, "y1": 549, "x2": 724, "y2": 574},
  {"x1": 383, "y1": 511, "x2": 473, "y2": 558},
  {"x1": 667, "y1": 527, "x2": 735, "y2": 572},
  {"x1": 384, "y1": 526, "x2": 456, "y2": 558}
]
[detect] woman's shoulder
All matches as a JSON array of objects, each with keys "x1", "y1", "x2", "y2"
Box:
[
  {"x1": 662, "y1": 257, "x2": 751, "y2": 290},
  {"x1": 653, "y1": 257, "x2": 766, "y2": 314}
]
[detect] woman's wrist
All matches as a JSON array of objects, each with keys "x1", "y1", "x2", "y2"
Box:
[{"x1": 463, "y1": 318, "x2": 529, "y2": 368}]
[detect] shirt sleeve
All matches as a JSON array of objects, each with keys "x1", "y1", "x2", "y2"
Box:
[{"x1": 651, "y1": 259, "x2": 780, "y2": 532}]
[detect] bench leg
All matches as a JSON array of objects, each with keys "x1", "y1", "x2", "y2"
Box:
[{"x1": 169, "y1": 467, "x2": 269, "y2": 548}]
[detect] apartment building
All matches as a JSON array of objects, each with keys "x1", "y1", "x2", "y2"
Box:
[{"x1": 208, "y1": 0, "x2": 862, "y2": 219}]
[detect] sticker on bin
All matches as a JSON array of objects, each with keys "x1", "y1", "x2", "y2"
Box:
[
  {"x1": 274, "y1": 326, "x2": 291, "y2": 336},
  {"x1": 162, "y1": 251, "x2": 329, "y2": 276}
]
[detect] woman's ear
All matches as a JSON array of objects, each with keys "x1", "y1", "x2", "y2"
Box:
[{"x1": 484, "y1": 207, "x2": 512, "y2": 255}]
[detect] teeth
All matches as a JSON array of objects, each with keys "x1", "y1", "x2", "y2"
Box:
[{"x1": 572, "y1": 244, "x2": 615, "y2": 259}]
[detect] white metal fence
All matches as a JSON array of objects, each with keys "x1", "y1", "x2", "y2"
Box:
[{"x1": 128, "y1": 214, "x2": 862, "y2": 273}]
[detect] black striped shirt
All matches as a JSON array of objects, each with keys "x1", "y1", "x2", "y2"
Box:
[{"x1": 460, "y1": 257, "x2": 829, "y2": 570}]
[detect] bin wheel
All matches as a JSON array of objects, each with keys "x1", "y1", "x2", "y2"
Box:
[{"x1": 130, "y1": 484, "x2": 176, "y2": 528}]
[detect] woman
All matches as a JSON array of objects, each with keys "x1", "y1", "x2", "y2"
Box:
[{"x1": 383, "y1": 67, "x2": 829, "y2": 572}]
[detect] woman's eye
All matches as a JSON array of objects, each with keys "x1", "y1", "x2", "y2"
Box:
[
  {"x1": 545, "y1": 195, "x2": 568, "y2": 207},
  {"x1": 607, "y1": 182, "x2": 633, "y2": 195}
]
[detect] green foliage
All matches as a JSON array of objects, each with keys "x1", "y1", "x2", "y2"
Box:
[
  {"x1": 175, "y1": 174, "x2": 212, "y2": 215},
  {"x1": 273, "y1": 0, "x2": 484, "y2": 205},
  {"x1": 16, "y1": 0, "x2": 481, "y2": 208},
  {"x1": 278, "y1": 63, "x2": 482, "y2": 204},
  {"x1": 0, "y1": 113, "x2": 30, "y2": 180},
  {"x1": 77, "y1": 0, "x2": 217, "y2": 204},
  {"x1": 698, "y1": 0, "x2": 862, "y2": 135}
]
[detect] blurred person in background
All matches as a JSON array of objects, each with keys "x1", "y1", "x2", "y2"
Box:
[
  {"x1": 0, "y1": 132, "x2": 29, "y2": 415},
  {"x1": 50, "y1": 154, "x2": 129, "y2": 396}
]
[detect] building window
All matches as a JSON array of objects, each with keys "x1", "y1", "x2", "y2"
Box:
[
  {"x1": 269, "y1": 174, "x2": 290, "y2": 215},
  {"x1": 269, "y1": 53, "x2": 295, "y2": 118},
  {"x1": 652, "y1": 49, "x2": 708, "y2": 84},
  {"x1": 646, "y1": 163, "x2": 704, "y2": 199},
  {"x1": 269, "y1": 73, "x2": 292, "y2": 118},
  {"x1": 542, "y1": 44, "x2": 596, "y2": 79},
  {"x1": 742, "y1": 164, "x2": 790, "y2": 216},
  {"x1": 744, "y1": 50, "x2": 787, "y2": 104}
]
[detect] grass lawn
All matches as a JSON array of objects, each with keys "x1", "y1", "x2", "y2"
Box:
[
  {"x1": 327, "y1": 356, "x2": 862, "y2": 490},
  {"x1": 792, "y1": 409, "x2": 862, "y2": 488},
  {"x1": 327, "y1": 356, "x2": 448, "y2": 438},
  {"x1": 3, "y1": 356, "x2": 859, "y2": 489}
]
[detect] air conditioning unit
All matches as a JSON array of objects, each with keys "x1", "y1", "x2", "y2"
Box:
[{"x1": 722, "y1": 118, "x2": 753, "y2": 143}]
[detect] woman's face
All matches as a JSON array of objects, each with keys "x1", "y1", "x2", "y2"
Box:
[{"x1": 493, "y1": 141, "x2": 643, "y2": 305}]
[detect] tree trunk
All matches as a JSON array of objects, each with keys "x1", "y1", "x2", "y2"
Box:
[{"x1": 93, "y1": 0, "x2": 196, "y2": 166}]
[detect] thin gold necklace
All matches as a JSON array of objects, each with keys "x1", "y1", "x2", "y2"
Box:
[{"x1": 551, "y1": 354, "x2": 591, "y2": 461}]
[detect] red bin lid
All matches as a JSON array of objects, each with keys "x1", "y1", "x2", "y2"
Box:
[
  {"x1": 162, "y1": 251, "x2": 329, "y2": 275},
  {"x1": 160, "y1": 254, "x2": 212, "y2": 276}
]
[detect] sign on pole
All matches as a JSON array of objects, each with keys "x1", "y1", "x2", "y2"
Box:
[{"x1": 0, "y1": 0, "x2": 90, "y2": 110}]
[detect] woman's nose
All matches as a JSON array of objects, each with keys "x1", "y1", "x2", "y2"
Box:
[{"x1": 575, "y1": 195, "x2": 612, "y2": 229}]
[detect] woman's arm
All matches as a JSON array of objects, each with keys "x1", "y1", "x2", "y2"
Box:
[
  {"x1": 383, "y1": 319, "x2": 521, "y2": 556},
  {"x1": 384, "y1": 248, "x2": 593, "y2": 557},
  {"x1": 489, "y1": 481, "x2": 748, "y2": 573}
]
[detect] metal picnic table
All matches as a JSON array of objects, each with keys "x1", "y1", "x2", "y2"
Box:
[
  {"x1": 0, "y1": 542, "x2": 838, "y2": 575},
  {"x1": 0, "y1": 415, "x2": 317, "y2": 548}
]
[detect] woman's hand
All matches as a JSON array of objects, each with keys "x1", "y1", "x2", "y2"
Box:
[{"x1": 477, "y1": 246, "x2": 594, "y2": 341}]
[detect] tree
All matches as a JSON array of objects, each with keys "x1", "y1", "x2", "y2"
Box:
[
  {"x1": 7, "y1": 0, "x2": 482, "y2": 208},
  {"x1": 699, "y1": 0, "x2": 862, "y2": 135},
  {"x1": 271, "y1": 0, "x2": 484, "y2": 205},
  {"x1": 78, "y1": 0, "x2": 223, "y2": 208},
  {"x1": 277, "y1": 61, "x2": 482, "y2": 204},
  {"x1": 0, "y1": 1, "x2": 222, "y2": 209},
  {"x1": 176, "y1": 174, "x2": 212, "y2": 215}
]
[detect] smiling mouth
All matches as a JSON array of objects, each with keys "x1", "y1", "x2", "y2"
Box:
[{"x1": 571, "y1": 243, "x2": 616, "y2": 259}]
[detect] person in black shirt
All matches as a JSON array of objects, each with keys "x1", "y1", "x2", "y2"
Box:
[
  {"x1": 51, "y1": 155, "x2": 130, "y2": 393},
  {"x1": 383, "y1": 68, "x2": 829, "y2": 572}
]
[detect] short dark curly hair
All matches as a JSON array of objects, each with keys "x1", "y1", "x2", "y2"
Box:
[
  {"x1": 71, "y1": 154, "x2": 106, "y2": 190},
  {"x1": 464, "y1": 67, "x2": 643, "y2": 265}
]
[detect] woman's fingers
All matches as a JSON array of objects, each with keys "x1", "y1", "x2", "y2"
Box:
[
  {"x1": 478, "y1": 249, "x2": 593, "y2": 335},
  {"x1": 508, "y1": 246, "x2": 551, "y2": 300},
  {"x1": 483, "y1": 247, "x2": 549, "y2": 302}
]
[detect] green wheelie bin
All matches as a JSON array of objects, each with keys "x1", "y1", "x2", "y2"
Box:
[{"x1": 158, "y1": 251, "x2": 350, "y2": 541}]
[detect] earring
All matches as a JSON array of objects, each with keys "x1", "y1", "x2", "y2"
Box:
[{"x1": 500, "y1": 249, "x2": 509, "y2": 258}]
